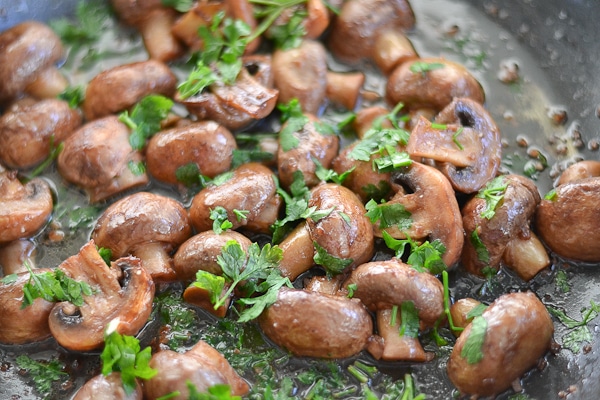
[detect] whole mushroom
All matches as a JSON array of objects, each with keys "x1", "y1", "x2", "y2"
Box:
[{"x1": 73, "y1": 372, "x2": 142, "y2": 400}]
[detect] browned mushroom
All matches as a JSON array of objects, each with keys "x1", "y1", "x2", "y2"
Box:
[
  {"x1": 447, "y1": 292, "x2": 553, "y2": 398},
  {"x1": 556, "y1": 160, "x2": 600, "y2": 186},
  {"x1": 0, "y1": 268, "x2": 54, "y2": 344},
  {"x1": 73, "y1": 373, "x2": 142, "y2": 400},
  {"x1": 386, "y1": 58, "x2": 485, "y2": 113},
  {"x1": 0, "y1": 165, "x2": 53, "y2": 244},
  {"x1": 48, "y1": 241, "x2": 155, "y2": 351},
  {"x1": 373, "y1": 29, "x2": 418, "y2": 75},
  {"x1": 448, "y1": 297, "x2": 483, "y2": 337},
  {"x1": 325, "y1": 70, "x2": 365, "y2": 111},
  {"x1": 92, "y1": 192, "x2": 192, "y2": 281},
  {"x1": 0, "y1": 21, "x2": 67, "y2": 103},
  {"x1": 258, "y1": 287, "x2": 373, "y2": 358},
  {"x1": 462, "y1": 174, "x2": 550, "y2": 281},
  {"x1": 111, "y1": 0, "x2": 184, "y2": 61},
  {"x1": 146, "y1": 121, "x2": 237, "y2": 185},
  {"x1": 407, "y1": 98, "x2": 502, "y2": 194},
  {"x1": 327, "y1": 0, "x2": 416, "y2": 65},
  {"x1": 0, "y1": 97, "x2": 82, "y2": 169},
  {"x1": 0, "y1": 239, "x2": 37, "y2": 275},
  {"x1": 272, "y1": 39, "x2": 328, "y2": 114},
  {"x1": 82, "y1": 60, "x2": 177, "y2": 121},
  {"x1": 143, "y1": 339, "x2": 249, "y2": 399},
  {"x1": 189, "y1": 163, "x2": 282, "y2": 234},
  {"x1": 57, "y1": 116, "x2": 149, "y2": 203}
]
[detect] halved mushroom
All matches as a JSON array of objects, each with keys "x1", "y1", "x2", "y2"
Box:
[
  {"x1": 0, "y1": 21, "x2": 67, "y2": 103},
  {"x1": 0, "y1": 165, "x2": 53, "y2": 244},
  {"x1": 73, "y1": 372, "x2": 142, "y2": 400},
  {"x1": 0, "y1": 98, "x2": 82, "y2": 170},
  {"x1": 462, "y1": 174, "x2": 549, "y2": 281},
  {"x1": 407, "y1": 98, "x2": 502, "y2": 194},
  {"x1": 258, "y1": 287, "x2": 373, "y2": 358},
  {"x1": 189, "y1": 163, "x2": 282, "y2": 234},
  {"x1": 57, "y1": 116, "x2": 149, "y2": 203},
  {"x1": 48, "y1": 241, "x2": 155, "y2": 351},
  {"x1": 143, "y1": 339, "x2": 249, "y2": 399},
  {"x1": 373, "y1": 161, "x2": 464, "y2": 268},
  {"x1": 146, "y1": 121, "x2": 237, "y2": 185},
  {"x1": 0, "y1": 268, "x2": 54, "y2": 344},
  {"x1": 82, "y1": 60, "x2": 177, "y2": 121},
  {"x1": 386, "y1": 58, "x2": 485, "y2": 113},
  {"x1": 92, "y1": 192, "x2": 192, "y2": 281}
]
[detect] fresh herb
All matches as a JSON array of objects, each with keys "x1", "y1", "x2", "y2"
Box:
[
  {"x1": 548, "y1": 301, "x2": 600, "y2": 353},
  {"x1": 365, "y1": 199, "x2": 412, "y2": 230},
  {"x1": 475, "y1": 176, "x2": 508, "y2": 220},
  {"x1": 1, "y1": 274, "x2": 18, "y2": 284},
  {"x1": 452, "y1": 126, "x2": 465, "y2": 150},
  {"x1": 470, "y1": 228, "x2": 490, "y2": 264},
  {"x1": 313, "y1": 158, "x2": 354, "y2": 185},
  {"x1": 372, "y1": 148, "x2": 412, "y2": 173},
  {"x1": 278, "y1": 99, "x2": 309, "y2": 152},
  {"x1": 313, "y1": 241, "x2": 353, "y2": 277},
  {"x1": 101, "y1": 322, "x2": 158, "y2": 395},
  {"x1": 461, "y1": 315, "x2": 487, "y2": 364},
  {"x1": 544, "y1": 188, "x2": 558, "y2": 201},
  {"x1": 554, "y1": 269, "x2": 570, "y2": 293},
  {"x1": 382, "y1": 231, "x2": 447, "y2": 275},
  {"x1": 119, "y1": 95, "x2": 173, "y2": 150},
  {"x1": 398, "y1": 373, "x2": 426, "y2": 400},
  {"x1": 161, "y1": 0, "x2": 194, "y2": 12},
  {"x1": 50, "y1": 0, "x2": 112, "y2": 45},
  {"x1": 178, "y1": 62, "x2": 218, "y2": 99},
  {"x1": 98, "y1": 247, "x2": 112, "y2": 266},
  {"x1": 362, "y1": 180, "x2": 392, "y2": 203},
  {"x1": 58, "y1": 85, "x2": 85, "y2": 108},
  {"x1": 349, "y1": 127, "x2": 410, "y2": 163},
  {"x1": 188, "y1": 382, "x2": 241, "y2": 400},
  {"x1": 21, "y1": 262, "x2": 93, "y2": 308},
  {"x1": 15, "y1": 355, "x2": 68, "y2": 399},
  {"x1": 409, "y1": 61, "x2": 445, "y2": 75},
  {"x1": 192, "y1": 270, "x2": 226, "y2": 306},
  {"x1": 29, "y1": 136, "x2": 64, "y2": 178},
  {"x1": 399, "y1": 301, "x2": 420, "y2": 338},
  {"x1": 231, "y1": 148, "x2": 274, "y2": 169},
  {"x1": 466, "y1": 303, "x2": 488, "y2": 319},
  {"x1": 154, "y1": 290, "x2": 200, "y2": 350},
  {"x1": 346, "y1": 283, "x2": 357, "y2": 298},
  {"x1": 265, "y1": 8, "x2": 307, "y2": 50},
  {"x1": 210, "y1": 206, "x2": 234, "y2": 234},
  {"x1": 127, "y1": 160, "x2": 146, "y2": 176},
  {"x1": 442, "y1": 270, "x2": 463, "y2": 334},
  {"x1": 233, "y1": 209, "x2": 250, "y2": 222},
  {"x1": 248, "y1": 0, "x2": 308, "y2": 46}
]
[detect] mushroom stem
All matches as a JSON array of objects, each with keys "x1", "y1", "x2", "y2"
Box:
[
  {"x1": 137, "y1": 9, "x2": 184, "y2": 62},
  {"x1": 326, "y1": 70, "x2": 365, "y2": 111},
  {"x1": 503, "y1": 233, "x2": 550, "y2": 281},
  {"x1": 131, "y1": 242, "x2": 177, "y2": 281},
  {"x1": 24, "y1": 66, "x2": 68, "y2": 99},
  {"x1": 278, "y1": 223, "x2": 315, "y2": 281},
  {"x1": 372, "y1": 308, "x2": 431, "y2": 362}
]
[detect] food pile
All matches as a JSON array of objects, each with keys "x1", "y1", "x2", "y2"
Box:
[{"x1": 0, "y1": 0, "x2": 599, "y2": 399}]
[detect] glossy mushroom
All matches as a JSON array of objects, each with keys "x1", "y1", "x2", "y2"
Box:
[
  {"x1": 82, "y1": 60, "x2": 177, "y2": 121},
  {"x1": 73, "y1": 373, "x2": 142, "y2": 400},
  {"x1": 0, "y1": 98, "x2": 82, "y2": 170},
  {"x1": 0, "y1": 239, "x2": 37, "y2": 275},
  {"x1": 373, "y1": 29, "x2": 418, "y2": 75},
  {"x1": 92, "y1": 192, "x2": 192, "y2": 281},
  {"x1": 0, "y1": 21, "x2": 67, "y2": 103},
  {"x1": 48, "y1": 241, "x2": 155, "y2": 351},
  {"x1": 556, "y1": 160, "x2": 600, "y2": 186},
  {"x1": 57, "y1": 116, "x2": 149, "y2": 203},
  {"x1": 325, "y1": 70, "x2": 365, "y2": 111}
]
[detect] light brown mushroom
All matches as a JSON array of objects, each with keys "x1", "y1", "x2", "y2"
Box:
[
  {"x1": 0, "y1": 165, "x2": 53, "y2": 244},
  {"x1": 0, "y1": 239, "x2": 37, "y2": 275},
  {"x1": 57, "y1": 116, "x2": 149, "y2": 203},
  {"x1": 449, "y1": 297, "x2": 483, "y2": 337},
  {"x1": 0, "y1": 97, "x2": 82, "y2": 170},
  {"x1": 325, "y1": 70, "x2": 365, "y2": 111},
  {"x1": 373, "y1": 29, "x2": 418, "y2": 75},
  {"x1": 0, "y1": 21, "x2": 67, "y2": 103},
  {"x1": 556, "y1": 160, "x2": 600, "y2": 186},
  {"x1": 82, "y1": 60, "x2": 177, "y2": 121},
  {"x1": 73, "y1": 372, "x2": 142, "y2": 400},
  {"x1": 48, "y1": 241, "x2": 155, "y2": 351},
  {"x1": 92, "y1": 192, "x2": 192, "y2": 281}
]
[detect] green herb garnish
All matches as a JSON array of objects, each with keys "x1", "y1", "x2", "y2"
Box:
[
  {"x1": 278, "y1": 98, "x2": 309, "y2": 151},
  {"x1": 16, "y1": 355, "x2": 67, "y2": 399},
  {"x1": 119, "y1": 95, "x2": 173, "y2": 150},
  {"x1": 210, "y1": 206, "x2": 234, "y2": 234},
  {"x1": 399, "y1": 301, "x2": 420, "y2": 338},
  {"x1": 475, "y1": 176, "x2": 508, "y2": 220},
  {"x1": 365, "y1": 199, "x2": 412, "y2": 230},
  {"x1": 382, "y1": 231, "x2": 447, "y2": 274},
  {"x1": 21, "y1": 262, "x2": 93, "y2": 308},
  {"x1": 461, "y1": 315, "x2": 487, "y2": 364},
  {"x1": 409, "y1": 61, "x2": 445, "y2": 75},
  {"x1": 313, "y1": 241, "x2": 353, "y2": 277},
  {"x1": 548, "y1": 301, "x2": 600, "y2": 353}
]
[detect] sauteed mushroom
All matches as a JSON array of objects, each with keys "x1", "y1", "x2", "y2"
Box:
[
  {"x1": 73, "y1": 373, "x2": 142, "y2": 400},
  {"x1": 556, "y1": 160, "x2": 600, "y2": 186},
  {"x1": 0, "y1": 239, "x2": 37, "y2": 275},
  {"x1": 48, "y1": 241, "x2": 155, "y2": 351}
]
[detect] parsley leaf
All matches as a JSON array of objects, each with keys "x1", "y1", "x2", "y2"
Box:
[
  {"x1": 554, "y1": 270, "x2": 570, "y2": 293},
  {"x1": 231, "y1": 148, "x2": 274, "y2": 169},
  {"x1": 266, "y1": 8, "x2": 307, "y2": 50},
  {"x1": 188, "y1": 382, "x2": 242, "y2": 400},
  {"x1": 365, "y1": 199, "x2": 412, "y2": 230},
  {"x1": 119, "y1": 95, "x2": 173, "y2": 150},
  {"x1": 28, "y1": 135, "x2": 64, "y2": 178},
  {"x1": 21, "y1": 263, "x2": 93, "y2": 308},
  {"x1": 349, "y1": 128, "x2": 410, "y2": 162},
  {"x1": 1, "y1": 274, "x2": 18, "y2": 284},
  {"x1": 544, "y1": 188, "x2": 558, "y2": 201},
  {"x1": 469, "y1": 228, "x2": 490, "y2": 265},
  {"x1": 247, "y1": 0, "x2": 308, "y2": 46},
  {"x1": 278, "y1": 99, "x2": 309, "y2": 151},
  {"x1": 161, "y1": 0, "x2": 194, "y2": 12},
  {"x1": 50, "y1": 0, "x2": 112, "y2": 45},
  {"x1": 58, "y1": 85, "x2": 85, "y2": 108},
  {"x1": 399, "y1": 301, "x2": 420, "y2": 338},
  {"x1": 382, "y1": 231, "x2": 447, "y2": 275},
  {"x1": 313, "y1": 241, "x2": 353, "y2": 277},
  {"x1": 461, "y1": 315, "x2": 487, "y2": 364},
  {"x1": 409, "y1": 61, "x2": 445, "y2": 75},
  {"x1": 192, "y1": 270, "x2": 226, "y2": 306},
  {"x1": 372, "y1": 147, "x2": 412, "y2": 173},
  {"x1": 548, "y1": 301, "x2": 599, "y2": 353},
  {"x1": 16, "y1": 355, "x2": 67, "y2": 399},
  {"x1": 271, "y1": 172, "x2": 311, "y2": 243},
  {"x1": 210, "y1": 206, "x2": 234, "y2": 234},
  {"x1": 313, "y1": 158, "x2": 354, "y2": 185},
  {"x1": 475, "y1": 176, "x2": 508, "y2": 220},
  {"x1": 101, "y1": 326, "x2": 158, "y2": 395}
]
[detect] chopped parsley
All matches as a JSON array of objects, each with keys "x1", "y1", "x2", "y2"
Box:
[
  {"x1": 313, "y1": 241, "x2": 353, "y2": 277},
  {"x1": 409, "y1": 61, "x2": 445, "y2": 76},
  {"x1": 313, "y1": 158, "x2": 354, "y2": 185},
  {"x1": 365, "y1": 199, "x2": 412, "y2": 230},
  {"x1": 127, "y1": 160, "x2": 146, "y2": 176},
  {"x1": 548, "y1": 301, "x2": 600, "y2": 353},
  {"x1": 210, "y1": 206, "x2": 234, "y2": 234},
  {"x1": 28, "y1": 136, "x2": 64, "y2": 178},
  {"x1": 554, "y1": 269, "x2": 570, "y2": 293},
  {"x1": 460, "y1": 315, "x2": 487, "y2": 364},
  {"x1": 188, "y1": 382, "x2": 241, "y2": 400},
  {"x1": 15, "y1": 355, "x2": 68, "y2": 399},
  {"x1": 161, "y1": 0, "x2": 194, "y2": 13},
  {"x1": 119, "y1": 95, "x2": 174, "y2": 150},
  {"x1": 469, "y1": 228, "x2": 490, "y2": 265},
  {"x1": 382, "y1": 231, "x2": 447, "y2": 275},
  {"x1": 58, "y1": 85, "x2": 85, "y2": 108},
  {"x1": 278, "y1": 99, "x2": 309, "y2": 152},
  {"x1": 398, "y1": 301, "x2": 420, "y2": 338},
  {"x1": 544, "y1": 188, "x2": 558, "y2": 201},
  {"x1": 50, "y1": 0, "x2": 112, "y2": 45},
  {"x1": 475, "y1": 176, "x2": 508, "y2": 220}
]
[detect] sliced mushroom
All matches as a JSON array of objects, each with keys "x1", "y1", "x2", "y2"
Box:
[
  {"x1": 0, "y1": 21, "x2": 67, "y2": 103},
  {"x1": 375, "y1": 161, "x2": 464, "y2": 268},
  {"x1": 272, "y1": 39, "x2": 328, "y2": 114},
  {"x1": 82, "y1": 60, "x2": 177, "y2": 121},
  {"x1": 0, "y1": 98, "x2": 82, "y2": 170},
  {"x1": 146, "y1": 121, "x2": 237, "y2": 185},
  {"x1": 48, "y1": 241, "x2": 155, "y2": 351},
  {"x1": 0, "y1": 166, "x2": 53, "y2": 244},
  {"x1": 407, "y1": 98, "x2": 502, "y2": 194},
  {"x1": 189, "y1": 163, "x2": 282, "y2": 234},
  {"x1": 73, "y1": 372, "x2": 142, "y2": 400},
  {"x1": 57, "y1": 116, "x2": 149, "y2": 203},
  {"x1": 462, "y1": 174, "x2": 549, "y2": 280},
  {"x1": 92, "y1": 192, "x2": 192, "y2": 281},
  {"x1": 386, "y1": 58, "x2": 485, "y2": 113},
  {"x1": 0, "y1": 268, "x2": 54, "y2": 344},
  {"x1": 258, "y1": 287, "x2": 373, "y2": 358}
]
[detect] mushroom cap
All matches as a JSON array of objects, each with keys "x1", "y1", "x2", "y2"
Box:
[
  {"x1": 0, "y1": 170, "x2": 53, "y2": 243},
  {"x1": 73, "y1": 372, "x2": 142, "y2": 400},
  {"x1": 0, "y1": 21, "x2": 65, "y2": 102},
  {"x1": 48, "y1": 241, "x2": 155, "y2": 351},
  {"x1": 111, "y1": 0, "x2": 165, "y2": 25},
  {"x1": 92, "y1": 192, "x2": 191, "y2": 258}
]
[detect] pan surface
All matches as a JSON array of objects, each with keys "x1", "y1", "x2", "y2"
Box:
[{"x1": 0, "y1": 0, "x2": 599, "y2": 399}]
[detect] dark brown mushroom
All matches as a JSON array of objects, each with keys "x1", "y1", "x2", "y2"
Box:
[
  {"x1": 73, "y1": 373, "x2": 142, "y2": 400},
  {"x1": 48, "y1": 241, "x2": 155, "y2": 351},
  {"x1": 327, "y1": 0, "x2": 416, "y2": 65},
  {"x1": 57, "y1": 116, "x2": 149, "y2": 203},
  {"x1": 146, "y1": 121, "x2": 237, "y2": 185},
  {"x1": 272, "y1": 39, "x2": 328, "y2": 114},
  {"x1": 189, "y1": 163, "x2": 282, "y2": 234},
  {"x1": 462, "y1": 174, "x2": 549, "y2": 281},
  {"x1": 0, "y1": 268, "x2": 54, "y2": 344},
  {"x1": 0, "y1": 165, "x2": 53, "y2": 244},
  {"x1": 82, "y1": 60, "x2": 177, "y2": 121},
  {"x1": 258, "y1": 287, "x2": 373, "y2": 358},
  {"x1": 386, "y1": 58, "x2": 485, "y2": 113},
  {"x1": 407, "y1": 98, "x2": 502, "y2": 194},
  {"x1": 0, "y1": 21, "x2": 67, "y2": 103},
  {"x1": 0, "y1": 98, "x2": 82, "y2": 170}
]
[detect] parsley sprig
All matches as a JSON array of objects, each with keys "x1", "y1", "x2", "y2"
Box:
[
  {"x1": 409, "y1": 61, "x2": 445, "y2": 76},
  {"x1": 365, "y1": 199, "x2": 412, "y2": 230},
  {"x1": 50, "y1": 0, "x2": 112, "y2": 45},
  {"x1": 278, "y1": 98, "x2": 309, "y2": 152},
  {"x1": 475, "y1": 176, "x2": 508, "y2": 220},
  {"x1": 313, "y1": 241, "x2": 353, "y2": 277},
  {"x1": 382, "y1": 231, "x2": 447, "y2": 275},
  {"x1": 16, "y1": 355, "x2": 68, "y2": 399},
  {"x1": 460, "y1": 315, "x2": 487, "y2": 364},
  {"x1": 248, "y1": 0, "x2": 308, "y2": 47},
  {"x1": 548, "y1": 301, "x2": 600, "y2": 353},
  {"x1": 21, "y1": 263, "x2": 93, "y2": 308},
  {"x1": 119, "y1": 95, "x2": 174, "y2": 150}
]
